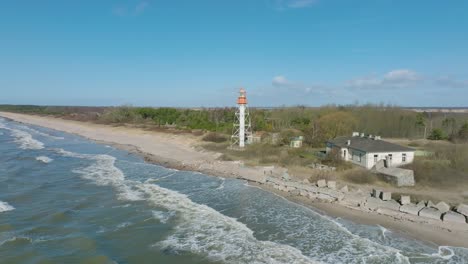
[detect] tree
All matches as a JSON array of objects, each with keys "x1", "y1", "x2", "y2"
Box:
[
  {"x1": 442, "y1": 117, "x2": 457, "y2": 138},
  {"x1": 459, "y1": 122, "x2": 468, "y2": 141},
  {"x1": 427, "y1": 128, "x2": 447, "y2": 140},
  {"x1": 415, "y1": 112, "x2": 427, "y2": 139},
  {"x1": 304, "y1": 111, "x2": 357, "y2": 147}
]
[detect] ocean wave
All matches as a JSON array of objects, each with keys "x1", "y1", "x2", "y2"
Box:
[
  {"x1": 36, "y1": 156, "x2": 53, "y2": 163},
  {"x1": 60, "y1": 148, "x2": 318, "y2": 264},
  {"x1": 0, "y1": 201, "x2": 15, "y2": 212},
  {"x1": 0, "y1": 123, "x2": 44, "y2": 150},
  {"x1": 17, "y1": 125, "x2": 64, "y2": 140}
]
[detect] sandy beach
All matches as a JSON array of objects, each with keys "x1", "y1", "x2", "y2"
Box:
[{"x1": 2, "y1": 111, "x2": 468, "y2": 248}]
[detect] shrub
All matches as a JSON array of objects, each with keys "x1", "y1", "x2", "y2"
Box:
[{"x1": 427, "y1": 128, "x2": 447, "y2": 140}]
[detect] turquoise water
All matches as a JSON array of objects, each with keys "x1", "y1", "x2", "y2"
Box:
[{"x1": 0, "y1": 117, "x2": 467, "y2": 264}]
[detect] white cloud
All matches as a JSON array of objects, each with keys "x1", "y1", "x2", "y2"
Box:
[
  {"x1": 113, "y1": 1, "x2": 150, "y2": 17},
  {"x1": 272, "y1": 75, "x2": 290, "y2": 86},
  {"x1": 346, "y1": 69, "x2": 422, "y2": 89}
]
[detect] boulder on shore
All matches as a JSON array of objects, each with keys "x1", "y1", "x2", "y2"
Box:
[
  {"x1": 372, "y1": 189, "x2": 382, "y2": 198},
  {"x1": 340, "y1": 185, "x2": 349, "y2": 193},
  {"x1": 400, "y1": 203, "x2": 424, "y2": 216},
  {"x1": 317, "y1": 179, "x2": 327, "y2": 188},
  {"x1": 400, "y1": 195, "x2": 411, "y2": 205},
  {"x1": 456, "y1": 204, "x2": 468, "y2": 217},
  {"x1": 442, "y1": 211, "x2": 467, "y2": 224},
  {"x1": 419, "y1": 208, "x2": 442, "y2": 221},
  {"x1": 381, "y1": 192, "x2": 392, "y2": 201},
  {"x1": 435, "y1": 201, "x2": 451, "y2": 213}
]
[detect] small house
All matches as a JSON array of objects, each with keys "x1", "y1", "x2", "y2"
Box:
[
  {"x1": 290, "y1": 136, "x2": 304, "y2": 148},
  {"x1": 326, "y1": 132, "x2": 415, "y2": 169}
]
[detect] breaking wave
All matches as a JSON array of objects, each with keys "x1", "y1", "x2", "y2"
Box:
[
  {"x1": 17, "y1": 124, "x2": 64, "y2": 140},
  {"x1": 36, "y1": 156, "x2": 53, "y2": 163},
  {"x1": 0, "y1": 201, "x2": 15, "y2": 212},
  {"x1": 0, "y1": 122, "x2": 44, "y2": 150},
  {"x1": 59, "y1": 148, "x2": 318, "y2": 264}
]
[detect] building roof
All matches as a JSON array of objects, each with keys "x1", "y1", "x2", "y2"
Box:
[{"x1": 327, "y1": 136, "x2": 414, "y2": 153}]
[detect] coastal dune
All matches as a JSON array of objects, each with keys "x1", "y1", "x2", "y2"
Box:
[{"x1": 1, "y1": 111, "x2": 468, "y2": 249}]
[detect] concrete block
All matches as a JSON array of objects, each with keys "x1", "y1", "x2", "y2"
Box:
[
  {"x1": 308, "y1": 193, "x2": 317, "y2": 200},
  {"x1": 327, "y1": 181, "x2": 336, "y2": 190},
  {"x1": 419, "y1": 208, "x2": 442, "y2": 221},
  {"x1": 381, "y1": 192, "x2": 392, "y2": 201},
  {"x1": 317, "y1": 179, "x2": 327, "y2": 188},
  {"x1": 302, "y1": 179, "x2": 310, "y2": 184},
  {"x1": 340, "y1": 185, "x2": 349, "y2": 193},
  {"x1": 435, "y1": 202, "x2": 451, "y2": 213},
  {"x1": 273, "y1": 184, "x2": 280, "y2": 190},
  {"x1": 317, "y1": 193, "x2": 336, "y2": 202},
  {"x1": 427, "y1": 200, "x2": 436, "y2": 208},
  {"x1": 456, "y1": 204, "x2": 468, "y2": 217},
  {"x1": 417, "y1": 200, "x2": 427, "y2": 208},
  {"x1": 400, "y1": 195, "x2": 411, "y2": 205},
  {"x1": 299, "y1": 190, "x2": 309, "y2": 197},
  {"x1": 286, "y1": 186, "x2": 296, "y2": 192},
  {"x1": 340, "y1": 193, "x2": 365, "y2": 207},
  {"x1": 372, "y1": 189, "x2": 382, "y2": 198},
  {"x1": 400, "y1": 203, "x2": 424, "y2": 216},
  {"x1": 381, "y1": 200, "x2": 401, "y2": 211},
  {"x1": 442, "y1": 211, "x2": 467, "y2": 224},
  {"x1": 363, "y1": 197, "x2": 384, "y2": 211}
]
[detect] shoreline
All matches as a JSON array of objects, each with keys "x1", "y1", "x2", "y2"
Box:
[{"x1": 1, "y1": 112, "x2": 468, "y2": 248}]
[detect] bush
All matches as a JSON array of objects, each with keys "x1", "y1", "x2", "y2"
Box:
[{"x1": 427, "y1": 128, "x2": 447, "y2": 140}]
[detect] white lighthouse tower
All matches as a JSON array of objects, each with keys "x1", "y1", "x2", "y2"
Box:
[{"x1": 231, "y1": 88, "x2": 252, "y2": 148}]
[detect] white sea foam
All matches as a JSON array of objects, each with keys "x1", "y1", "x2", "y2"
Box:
[
  {"x1": 36, "y1": 156, "x2": 53, "y2": 163},
  {"x1": 151, "y1": 210, "x2": 175, "y2": 224},
  {"x1": 61, "y1": 149, "x2": 318, "y2": 264},
  {"x1": 17, "y1": 125, "x2": 64, "y2": 140},
  {"x1": 422, "y1": 246, "x2": 455, "y2": 260},
  {"x1": 0, "y1": 201, "x2": 15, "y2": 212},
  {"x1": 0, "y1": 123, "x2": 44, "y2": 150}
]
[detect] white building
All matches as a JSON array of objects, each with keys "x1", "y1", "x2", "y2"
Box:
[{"x1": 326, "y1": 132, "x2": 415, "y2": 169}]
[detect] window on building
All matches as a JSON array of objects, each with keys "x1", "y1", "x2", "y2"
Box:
[
  {"x1": 358, "y1": 153, "x2": 362, "y2": 162},
  {"x1": 374, "y1": 154, "x2": 378, "y2": 163},
  {"x1": 389, "y1": 154, "x2": 393, "y2": 161},
  {"x1": 402, "y1": 153, "x2": 407, "y2": 162}
]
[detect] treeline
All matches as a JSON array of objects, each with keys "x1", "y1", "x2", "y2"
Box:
[{"x1": 2, "y1": 104, "x2": 468, "y2": 145}]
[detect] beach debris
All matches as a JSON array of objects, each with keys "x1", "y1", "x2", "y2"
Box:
[
  {"x1": 400, "y1": 195, "x2": 411, "y2": 205},
  {"x1": 400, "y1": 203, "x2": 425, "y2": 216},
  {"x1": 456, "y1": 204, "x2": 468, "y2": 217},
  {"x1": 372, "y1": 189, "x2": 382, "y2": 198},
  {"x1": 419, "y1": 208, "x2": 442, "y2": 221},
  {"x1": 435, "y1": 201, "x2": 451, "y2": 213},
  {"x1": 340, "y1": 185, "x2": 349, "y2": 193},
  {"x1": 442, "y1": 211, "x2": 467, "y2": 224},
  {"x1": 317, "y1": 179, "x2": 327, "y2": 188},
  {"x1": 327, "y1": 180, "x2": 336, "y2": 190},
  {"x1": 381, "y1": 192, "x2": 392, "y2": 201}
]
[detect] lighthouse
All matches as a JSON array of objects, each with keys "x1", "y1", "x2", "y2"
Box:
[{"x1": 231, "y1": 88, "x2": 252, "y2": 148}]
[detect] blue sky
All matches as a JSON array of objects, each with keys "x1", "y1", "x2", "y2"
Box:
[{"x1": 1, "y1": 0, "x2": 467, "y2": 107}]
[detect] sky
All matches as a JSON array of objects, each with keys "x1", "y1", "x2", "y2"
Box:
[{"x1": 1, "y1": 0, "x2": 468, "y2": 107}]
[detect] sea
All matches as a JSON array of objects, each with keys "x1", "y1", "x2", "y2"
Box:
[{"x1": 0, "y1": 117, "x2": 467, "y2": 264}]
